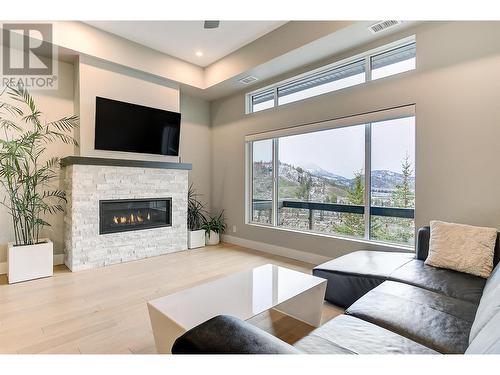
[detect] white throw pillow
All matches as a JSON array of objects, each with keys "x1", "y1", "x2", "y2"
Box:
[{"x1": 425, "y1": 220, "x2": 497, "y2": 278}]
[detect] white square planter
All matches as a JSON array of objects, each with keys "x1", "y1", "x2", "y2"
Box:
[
  {"x1": 7, "y1": 239, "x2": 53, "y2": 284},
  {"x1": 188, "y1": 230, "x2": 206, "y2": 249},
  {"x1": 205, "y1": 231, "x2": 220, "y2": 246}
]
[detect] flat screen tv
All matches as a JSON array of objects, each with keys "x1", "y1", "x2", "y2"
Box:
[{"x1": 94, "y1": 97, "x2": 181, "y2": 156}]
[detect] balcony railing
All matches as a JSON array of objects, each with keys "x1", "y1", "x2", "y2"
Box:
[{"x1": 252, "y1": 199, "x2": 414, "y2": 230}]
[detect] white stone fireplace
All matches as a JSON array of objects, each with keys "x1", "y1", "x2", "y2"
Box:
[{"x1": 61, "y1": 157, "x2": 190, "y2": 271}]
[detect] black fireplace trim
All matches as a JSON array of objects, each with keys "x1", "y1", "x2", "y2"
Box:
[{"x1": 99, "y1": 197, "x2": 172, "y2": 235}]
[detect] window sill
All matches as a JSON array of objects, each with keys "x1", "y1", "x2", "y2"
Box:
[{"x1": 246, "y1": 221, "x2": 415, "y2": 253}]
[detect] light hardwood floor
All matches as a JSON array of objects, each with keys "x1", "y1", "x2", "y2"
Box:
[{"x1": 0, "y1": 243, "x2": 342, "y2": 354}]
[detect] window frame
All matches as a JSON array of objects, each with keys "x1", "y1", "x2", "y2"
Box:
[
  {"x1": 245, "y1": 105, "x2": 416, "y2": 248},
  {"x1": 246, "y1": 36, "x2": 416, "y2": 114}
]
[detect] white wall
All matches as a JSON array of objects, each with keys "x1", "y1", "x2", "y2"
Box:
[
  {"x1": 211, "y1": 21, "x2": 500, "y2": 260},
  {"x1": 0, "y1": 61, "x2": 76, "y2": 264},
  {"x1": 180, "y1": 93, "x2": 212, "y2": 210},
  {"x1": 76, "y1": 56, "x2": 180, "y2": 162}
]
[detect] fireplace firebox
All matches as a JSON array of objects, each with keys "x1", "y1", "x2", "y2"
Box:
[{"x1": 99, "y1": 198, "x2": 172, "y2": 234}]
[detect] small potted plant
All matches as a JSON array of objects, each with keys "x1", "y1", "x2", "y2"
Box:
[
  {"x1": 202, "y1": 210, "x2": 226, "y2": 246},
  {"x1": 187, "y1": 184, "x2": 207, "y2": 249},
  {"x1": 0, "y1": 84, "x2": 78, "y2": 283}
]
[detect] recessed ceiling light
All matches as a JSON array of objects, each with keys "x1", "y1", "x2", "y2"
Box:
[{"x1": 195, "y1": 51, "x2": 203, "y2": 57}]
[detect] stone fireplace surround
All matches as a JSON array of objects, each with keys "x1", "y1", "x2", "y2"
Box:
[{"x1": 61, "y1": 156, "x2": 191, "y2": 272}]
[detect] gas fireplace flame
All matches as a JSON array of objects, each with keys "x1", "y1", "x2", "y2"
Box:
[{"x1": 113, "y1": 211, "x2": 151, "y2": 225}]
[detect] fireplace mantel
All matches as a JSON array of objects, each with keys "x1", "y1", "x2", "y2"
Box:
[{"x1": 60, "y1": 156, "x2": 192, "y2": 170}]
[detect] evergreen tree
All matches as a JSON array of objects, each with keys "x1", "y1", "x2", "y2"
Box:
[
  {"x1": 347, "y1": 172, "x2": 364, "y2": 205},
  {"x1": 392, "y1": 153, "x2": 414, "y2": 209},
  {"x1": 295, "y1": 167, "x2": 313, "y2": 201},
  {"x1": 332, "y1": 171, "x2": 365, "y2": 237},
  {"x1": 371, "y1": 154, "x2": 415, "y2": 245},
  {"x1": 326, "y1": 193, "x2": 338, "y2": 204}
]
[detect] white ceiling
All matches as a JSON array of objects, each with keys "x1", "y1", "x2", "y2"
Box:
[{"x1": 84, "y1": 21, "x2": 287, "y2": 67}]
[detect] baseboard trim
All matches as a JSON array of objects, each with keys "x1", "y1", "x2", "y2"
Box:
[
  {"x1": 1, "y1": 241, "x2": 331, "y2": 274},
  {"x1": 223, "y1": 235, "x2": 331, "y2": 265},
  {"x1": 0, "y1": 254, "x2": 64, "y2": 275}
]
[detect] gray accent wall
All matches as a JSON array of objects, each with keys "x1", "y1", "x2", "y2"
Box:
[
  {"x1": 180, "y1": 93, "x2": 212, "y2": 211},
  {"x1": 210, "y1": 21, "x2": 500, "y2": 260}
]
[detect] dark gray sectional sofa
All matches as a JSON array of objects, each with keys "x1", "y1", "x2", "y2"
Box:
[{"x1": 171, "y1": 227, "x2": 500, "y2": 354}]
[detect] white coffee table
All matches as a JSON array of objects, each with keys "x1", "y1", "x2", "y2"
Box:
[{"x1": 147, "y1": 264, "x2": 327, "y2": 353}]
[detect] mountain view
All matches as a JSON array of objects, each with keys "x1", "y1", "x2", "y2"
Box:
[
  {"x1": 253, "y1": 161, "x2": 415, "y2": 204},
  {"x1": 252, "y1": 160, "x2": 415, "y2": 246}
]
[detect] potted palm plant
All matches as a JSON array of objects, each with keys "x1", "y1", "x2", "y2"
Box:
[
  {"x1": 187, "y1": 184, "x2": 207, "y2": 249},
  {"x1": 0, "y1": 84, "x2": 78, "y2": 283},
  {"x1": 202, "y1": 210, "x2": 226, "y2": 246}
]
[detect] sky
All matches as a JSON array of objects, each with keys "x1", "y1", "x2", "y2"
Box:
[{"x1": 253, "y1": 116, "x2": 415, "y2": 179}]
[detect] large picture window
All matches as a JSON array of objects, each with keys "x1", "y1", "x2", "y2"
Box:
[{"x1": 246, "y1": 108, "x2": 416, "y2": 247}]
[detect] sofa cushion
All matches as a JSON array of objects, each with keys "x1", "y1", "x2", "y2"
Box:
[
  {"x1": 389, "y1": 259, "x2": 486, "y2": 304},
  {"x1": 469, "y1": 262, "x2": 500, "y2": 343},
  {"x1": 416, "y1": 226, "x2": 500, "y2": 268},
  {"x1": 295, "y1": 314, "x2": 437, "y2": 354},
  {"x1": 313, "y1": 251, "x2": 414, "y2": 307},
  {"x1": 345, "y1": 281, "x2": 477, "y2": 353},
  {"x1": 466, "y1": 310, "x2": 500, "y2": 354},
  {"x1": 425, "y1": 220, "x2": 497, "y2": 278}
]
